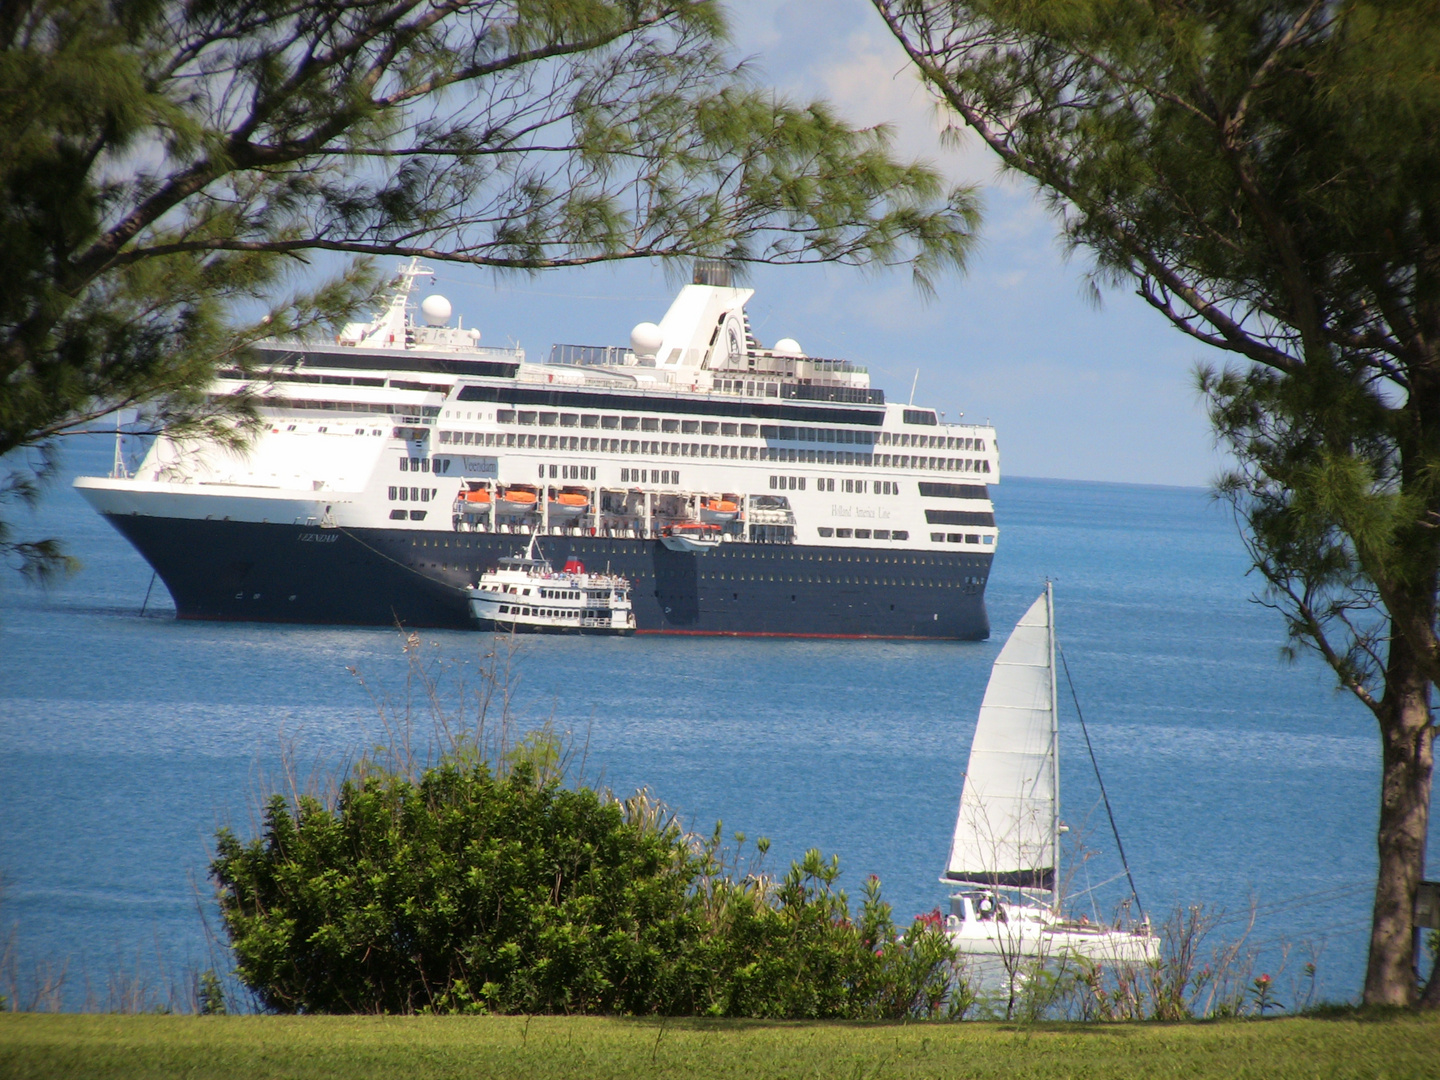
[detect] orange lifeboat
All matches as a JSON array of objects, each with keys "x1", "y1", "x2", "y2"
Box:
[
  {"x1": 498, "y1": 487, "x2": 538, "y2": 513},
  {"x1": 548, "y1": 491, "x2": 589, "y2": 519},
  {"x1": 458, "y1": 487, "x2": 492, "y2": 517},
  {"x1": 699, "y1": 497, "x2": 739, "y2": 525}
]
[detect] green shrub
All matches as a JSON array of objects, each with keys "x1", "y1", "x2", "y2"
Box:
[{"x1": 212, "y1": 751, "x2": 962, "y2": 1018}]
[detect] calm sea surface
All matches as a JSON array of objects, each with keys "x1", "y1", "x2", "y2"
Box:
[{"x1": 3, "y1": 436, "x2": 1435, "y2": 1008}]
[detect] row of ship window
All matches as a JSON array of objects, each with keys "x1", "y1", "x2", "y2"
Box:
[
  {"x1": 433, "y1": 430, "x2": 988, "y2": 472},
  {"x1": 815, "y1": 528, "x2": 910, "y2": 541},
  {"x1": 388, "y1": 486, "x2": 438, "y2": 502},
  {"x1": 271, "y1": 422, "x2": 387, "y2": 437},
  {"x1": 931, "y1": 532, "x2": 995, "y2": 545},
  {"x1": 418, "y1": 551, "x2": 986, "y2": 587},
  {"x1": 227, "y1": 368, "x2": 453, "y2": 394},
  {"x1": 275, "y1": 398, "x2": 440, "y2": 418},
  {"x1": 681, "y1": 571, "x2": 980, "y2": 585},
  {"x1": 406, "y1": 461, "x2": 993, "y2": 499},
  {"x1": 441, "y1": 416, "x2": 984, "y2": 453},
  {"x1": 404, "y1": 454, "x2": 987, "y2": 505},
  {"x1": 620, "y1": 468, "x2": 679, "y2": 484},
  {"x1": 771, "y1": 476, "x2": 900, "y2": 494},
  {"x1": 452, "y1": 567, "x2": 981, "y2": 589},
  {"x1": 410, "y1": 534, "x2": 985, "y2": 567},
  {"x1": 399, "y1": 457, "x2": 454, "y2": 473},
  {"x1": 497, "y1": 605, "x2": 610, "y2": 618},
  {"x1": 270, "y1": 401, "x2": 985, "y2": 457}
]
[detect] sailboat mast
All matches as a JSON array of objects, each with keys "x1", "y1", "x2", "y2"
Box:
[{"x1": 1048, "y1": 581, "x2": 1059, "y2": 914}]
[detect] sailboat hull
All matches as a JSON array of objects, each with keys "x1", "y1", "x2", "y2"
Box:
[{"x1": 946, "y1": 920, "x2": 1160, "y2": 964}]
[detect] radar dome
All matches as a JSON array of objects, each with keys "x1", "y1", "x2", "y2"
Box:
[
  {"x1": 420, "y1": 294, "x2": 452, "y2": 326},
  {"x1": 630, "y1": 321, "x2": 663, "y2": 358},
  {"x1": 773, "y1": 337, "x2": 803, "y2": 356}
]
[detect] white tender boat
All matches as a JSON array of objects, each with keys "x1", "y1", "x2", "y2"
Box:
[
  {"x1": 658, "y1": 521, "x2": 723, "y2": 553},
  {"x1": 942, "y1": 584, "x2": 1158, "y2": 964},
  {"x1": 466, "y1": 535, "x2": 634, "y2": 634}
]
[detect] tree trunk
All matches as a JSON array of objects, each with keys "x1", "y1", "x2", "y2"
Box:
[{"x1": 1364, "y1": 633, "x2": 1435, "y2": 1006}]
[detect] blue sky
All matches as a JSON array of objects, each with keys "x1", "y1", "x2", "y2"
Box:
[{"x1": 429, "y1": 1, "x2": 1225, "y2": 488}]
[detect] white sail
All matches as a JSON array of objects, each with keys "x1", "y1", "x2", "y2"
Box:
[{"x1": 946, "y1": 588, "x2": 1057, "y2": 888}]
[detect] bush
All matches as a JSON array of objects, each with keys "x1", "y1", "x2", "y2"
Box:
[{"x1": 212, "y1": 749, "x2": 962, "y2": 1018}]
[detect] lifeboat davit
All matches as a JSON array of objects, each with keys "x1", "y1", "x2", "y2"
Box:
[
  {"x1": 659, "y1": 521, "x2": 723, "y2": 553},
  {"x1": 699, "y1": 497, "x2": 739, "y2": 525},
  {"x1": 498, "y1": 487, "x2": 538, "y2": 513},
  {"x1": 547, "y1": 491, "x2": 589, "y2": 519}
]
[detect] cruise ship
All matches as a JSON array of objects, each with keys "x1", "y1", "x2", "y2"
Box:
[{"x1": 76, "y1": 261, "x2": 998, "y2": 638}]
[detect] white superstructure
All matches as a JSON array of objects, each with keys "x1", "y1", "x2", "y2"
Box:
[{"x1": 78, "y1": 261, "x2": 998, "y2": 549}]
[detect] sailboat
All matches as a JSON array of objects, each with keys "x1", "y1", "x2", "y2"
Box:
[{"x1": 943, "y1": 584, "x2": 1159, "y2": 963}]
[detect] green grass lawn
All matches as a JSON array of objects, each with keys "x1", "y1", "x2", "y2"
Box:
[{"x1": 2, "y1": 1012, "x2": 1438, "y2": 1080}]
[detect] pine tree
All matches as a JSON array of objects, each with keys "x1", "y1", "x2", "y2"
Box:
[{"x1": 875, "y1": 0, "x2": 1440, "y2": 1005}]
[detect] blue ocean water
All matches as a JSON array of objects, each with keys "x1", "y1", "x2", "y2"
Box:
[{"x1": 2, "y1": 436, "x2": 1435, "y2": 1008}]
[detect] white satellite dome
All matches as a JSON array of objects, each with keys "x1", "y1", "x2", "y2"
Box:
[
  {"x1": 630, "y1": 321, "x2": 664, "y2": 358},
  {"x1": 420, "y1": 294, "x2": 452, "y2": 326},
  {"x1": 773, "y1": 337, "x2": 804, "y2": 356}
]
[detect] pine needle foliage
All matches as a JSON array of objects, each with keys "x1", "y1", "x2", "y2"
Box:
[
  {"x1": 0, "y1": 0, "x2": 980, "y2": 578},
  {"x1": 874, "y1": 0, "x2": 1440, "y2": 1006}
]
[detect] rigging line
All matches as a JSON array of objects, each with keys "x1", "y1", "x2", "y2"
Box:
[
  {"x1": 1221, "y1": 889, "x2": 1367, "y2": 921},
  {"x1": 1057, "y1": 642, "x2": 1146, "y2": 923},
  {"x1": 1209, "y1": 889, "x2": 1372, "y2": 928},
  {"x1": 1244, "y1": 921, "x2": 1373, "y2": 950},
  {"x1": 139, "y1": 571, "x2": 157, "y2": 616},
  {"x1": 1206, "y1": 882, "x2": 1374, "y2": 924},
  {"x1": 335, "y1": 525, "x2": 466, "y2": 584},
  {"x1": 1064, "y1": 869, "x2": 1132, "y2": 903}
]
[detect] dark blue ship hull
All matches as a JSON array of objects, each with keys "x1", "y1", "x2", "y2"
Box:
[{"x1": 102, "y1": 515, "x2": 992, "y2": 639}]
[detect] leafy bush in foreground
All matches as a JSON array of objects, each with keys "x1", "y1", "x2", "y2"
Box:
[{"x1": 212, "y1": 751, "x2": 961, "y2": 1018}]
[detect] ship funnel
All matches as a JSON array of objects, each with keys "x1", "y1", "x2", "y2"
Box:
[{"x1": 692, "y1": 259, "x2": 733, "y2": 288}]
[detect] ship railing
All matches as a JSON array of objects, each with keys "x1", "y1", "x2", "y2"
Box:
[
  {"x1": 748, "y1": 508, "x2": 796, "y2": 526},
  {"x1": 548, "y1": 343, "x2": 630, "y2": 366}
]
